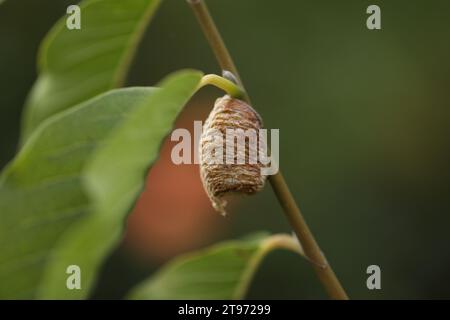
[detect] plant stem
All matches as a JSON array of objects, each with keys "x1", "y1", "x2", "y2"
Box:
[
  {"x1": 198, "y1": 74, "x2": 245, "y2": 99},
  {"x1": 187, "y1": 0, "x2": 250, "y2": 103},
  {"x1": 187, "y1": 0, "x2": 348, "y2": 300}
]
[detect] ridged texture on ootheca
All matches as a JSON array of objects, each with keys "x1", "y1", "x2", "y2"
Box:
[{"x1": 199, "y1": 95, "x2": 267, "y2": 215}]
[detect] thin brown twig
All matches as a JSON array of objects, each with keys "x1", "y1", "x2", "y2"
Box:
[{"x1": 186, "y1": 0, "x2": 348, "y2": 300}]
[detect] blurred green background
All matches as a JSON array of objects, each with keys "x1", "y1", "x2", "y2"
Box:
[{"x1": 1, "y1": 0, "x2": 450, "y2": 299}]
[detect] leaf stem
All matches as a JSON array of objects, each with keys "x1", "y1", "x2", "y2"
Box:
[
  {"x1": 198, "y1": 74, "x2": 245, "y2": 99},
  {"x1": 187, "y1": 0, "x2": 348, "y2": 300}
]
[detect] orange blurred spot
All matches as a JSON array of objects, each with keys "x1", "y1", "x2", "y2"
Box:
[{"x1": 124, "y1": 97, "x2": 228, "y2": 262}]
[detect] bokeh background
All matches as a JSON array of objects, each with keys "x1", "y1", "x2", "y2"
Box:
[{"x1": 1, "y1": 0, "x2": 450, "y2": 299}]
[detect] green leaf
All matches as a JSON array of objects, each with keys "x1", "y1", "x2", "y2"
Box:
[
  {"x1": 127, "y1": 233, "x2": 303, "y2": 300},
  {"x1": 21, "y1": 0, "x2": 162, "y2": 141},
  {"x1": 0, "y1": 70, "x2": 203, "y2": 299}
]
